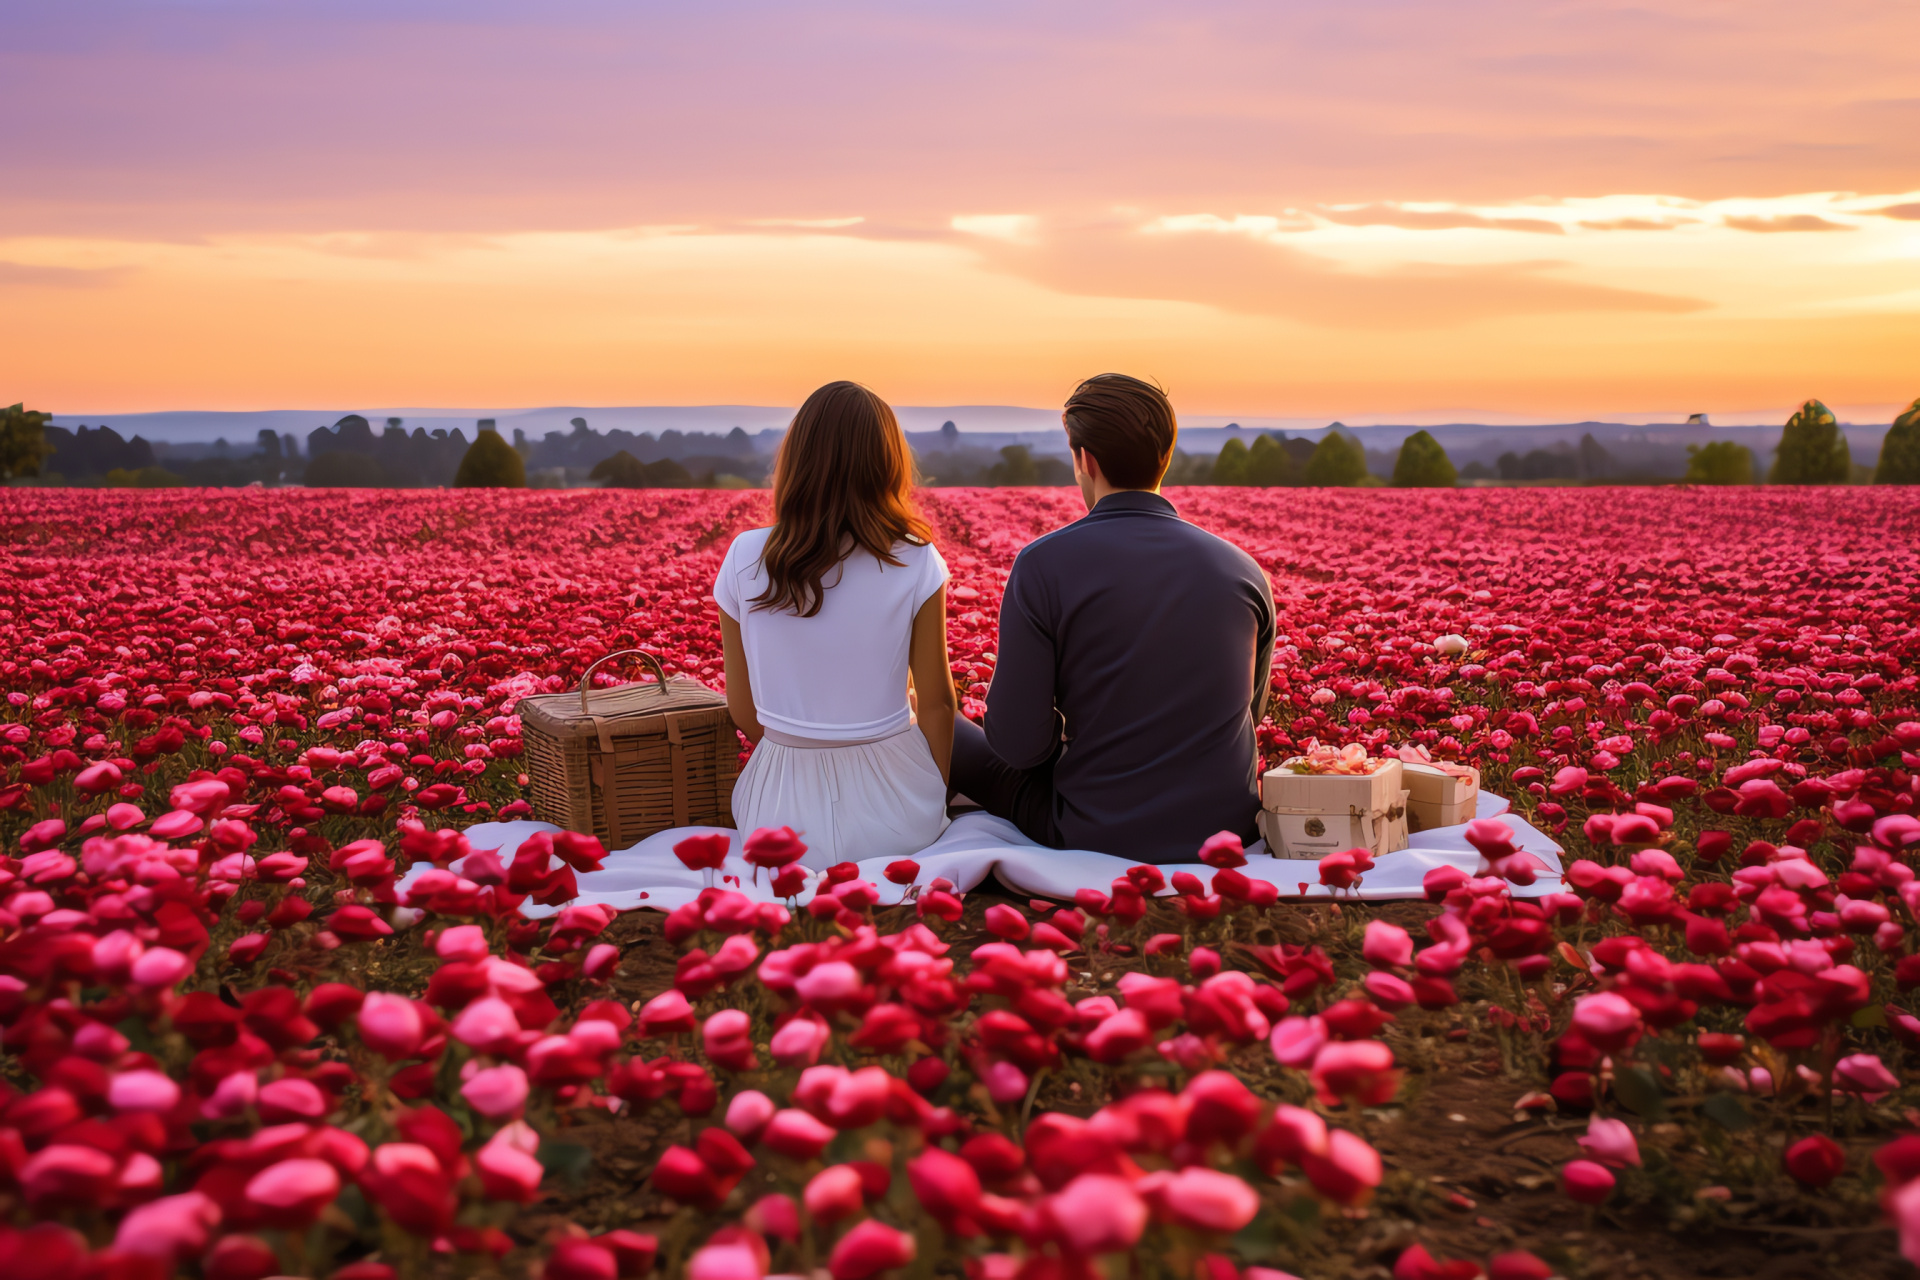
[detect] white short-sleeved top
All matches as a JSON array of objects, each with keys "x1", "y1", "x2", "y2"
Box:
[{"x1": 714, "y1": 527, "x2": 948, "y2": 742}]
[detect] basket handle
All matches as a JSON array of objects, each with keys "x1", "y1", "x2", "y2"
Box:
[{"x1": 577, "y1": 649, "x2": 671, "y2": 713}]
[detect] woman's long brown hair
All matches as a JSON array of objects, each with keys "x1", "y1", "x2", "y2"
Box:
[{"x1": 752, "y1": 381, "x2": 933, "y2": 617}]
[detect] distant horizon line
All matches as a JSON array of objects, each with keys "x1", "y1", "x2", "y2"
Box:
[{"x1": 45, "y1": 400, "x2": 1909, "y2": 434}]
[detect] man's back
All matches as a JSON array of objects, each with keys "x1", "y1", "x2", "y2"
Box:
[{"x1": 984, "y1": 490, "x2": 1275, "y2": 863}]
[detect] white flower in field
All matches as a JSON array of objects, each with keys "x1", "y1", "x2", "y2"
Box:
[{"x1": 1434, "y1": 634, "x2": 1469, "y2": 656}]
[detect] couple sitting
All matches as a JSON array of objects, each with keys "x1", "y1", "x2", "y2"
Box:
[{"x1": 714, "y1": 375, "x2": 1275, "y2": 867}]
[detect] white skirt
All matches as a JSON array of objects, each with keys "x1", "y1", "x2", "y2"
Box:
[{"x1": 732, "y1": 726, "x2": 949, "y2": 868}]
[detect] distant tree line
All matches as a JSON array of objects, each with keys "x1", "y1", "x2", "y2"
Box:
[
  {"x1": 918, "y1": 440, "x2": 1077, "y2": 487},
  {"x1": 524, "y1": 417, "x2": 761, "y2": 482},
  {"x1": 7, "y1": 397, "x2": 1919, "y2": 490},
  {"x1": 919, "y1": 427, "x2": 1452, "y2": 489}
]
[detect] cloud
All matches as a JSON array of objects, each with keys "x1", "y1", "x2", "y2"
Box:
[
  {"x1": 1724, "y1": 214, "x2": 1853, "y2": 232},
  {"x1": 1317, "y1": 205, "x2": 1564, "y2": 235},
  {"x1": 742, "y1": 217, "x2": 865, "y2": 229},
  {"x1": 951, "y1": 215, "x2": 1039, "y2": 242},
  {"x1": 1871, "y1": 202, "x2": 1920, "y2": 221},
  {"x1": 970, "y1": 224, "x2": 1705, "y2": 328},
  {"x1": 0, "y1": 261, "x2": 131, "y2": 288},
  {"x1": 1577, "y1": 217, "x2": 1699, "y2": 231}
]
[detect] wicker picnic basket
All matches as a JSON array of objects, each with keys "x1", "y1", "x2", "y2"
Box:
[{"x1": 518, "y1": 650, "x2": 738, "y2": 848}]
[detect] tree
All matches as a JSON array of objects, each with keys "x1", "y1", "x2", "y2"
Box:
[
  {"x1": 1874, "y1": 398, "x2": 1920, "y2": 484},
  {"x1": 590, "y1": 451, "x2": 692, "y2": 488},
  {"x1": 256, "y1": 429, "x2": 282, "y2": 459},
  {"x1": 303, "y1": 451, "x2": 388, "y2": 488},
  {"x1": 1769, "y1": 399, "x2": 1851, "y2": 484},
  {"x1": 1303, "y1": 432, "x2": 1368, "y2": 486},
  {"x1": 455, "y1": 429, "x2": 527, "y2": 488},
  {"x1": 592, "y1": 451, "x2": 648, "y2": 487},
  {"x1": 1577, "y1": 433, "x2": 1614, "y2": 480},
  {"x1": 988, "y1": 445, "x2": 1039, "y2": 486},
  {"x1": 1390, "y1": 431, "x2": 1457, "y2": 488},
  {"x1": 1211, "y1": 437, "x2": 1251, "y2": 485},
  {"x1": 645, "y1": 457, "x2": 694, "y2": 487},
  {"x1": 1683, "y1": 441, "x2": 1757, "y2": 485},
  {"x1": 0, "y1": 403, "x2": 54, "y2": 481},
  {"x1": 1246, "y1": 433, "x2": 1293, "y2": 486}
]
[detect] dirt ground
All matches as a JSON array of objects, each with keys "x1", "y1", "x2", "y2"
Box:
[{"x1": 516, "y1": 890, "x2": 1905, "y2": 1280}]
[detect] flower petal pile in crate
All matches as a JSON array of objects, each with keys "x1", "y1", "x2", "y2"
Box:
[{"x1": 3, "y1": 486, "x2": 1920, "y2": 1275}]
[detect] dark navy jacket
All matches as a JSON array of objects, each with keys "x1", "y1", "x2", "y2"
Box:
[{"x1": 984, "y1": 490, "x2": 1275, "y2": 863}]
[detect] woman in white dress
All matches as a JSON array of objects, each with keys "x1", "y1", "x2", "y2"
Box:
[{"x1": 714, "y1": 381, "x2": 955, "y2": 868}]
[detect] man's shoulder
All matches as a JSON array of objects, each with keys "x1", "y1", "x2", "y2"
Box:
[
  {"x1": 1009, "y1": 516, "x2": 1090, "y2": 567},
  {"x1": 1008, "y1": 508, "x2": 1268, "y2": 610},
  {"x1": 1177, "y1": 518, "x2": 1269, "y2": 578}
]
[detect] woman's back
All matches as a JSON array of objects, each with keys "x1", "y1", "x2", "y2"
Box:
[
  {"x1": 715, "y1": 527, "x2": 946, "y2": 741},
  {"x1": 712, "y1": 379, "x2": 955, "y2": 865}
]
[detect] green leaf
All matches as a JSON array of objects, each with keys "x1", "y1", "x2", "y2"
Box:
[
  {"x1": 1702, "y1": 1093, "x2": 1751, "y2": 1133},
  {"x1": 1613, "y1": 1065, "x2": 1668, "y2": 1120},
  {"x1": 1852, "y1": 1005, "x2": 1888, "y2": 1029},
  {"x1": 536, "y1": 1139, "x2": 593, "y2": 1186},
  {"x1": 334, "y1": 1183, "x2": 374, "y2": 1230}
]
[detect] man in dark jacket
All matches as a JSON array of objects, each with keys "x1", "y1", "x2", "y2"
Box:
[{"x1": 950, "y1": 374, "x2": 1275, "y2": 864}]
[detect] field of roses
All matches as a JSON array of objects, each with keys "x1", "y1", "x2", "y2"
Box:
[{"x1": 3, "y1": 484, "x2": 1920, "y2": 1280}]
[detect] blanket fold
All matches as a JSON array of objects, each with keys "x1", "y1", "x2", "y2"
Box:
[{"x1": 400, "y1": 792, "x2": 1563, "y2": 918}]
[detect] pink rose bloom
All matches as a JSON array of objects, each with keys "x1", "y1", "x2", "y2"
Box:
[
  {"x1": 452, "y1": 996, "x2": 524, "y2": 1053},
  {"x1": 1361, "y1": 920, "x2": 1413, "y2": 969},
  {"x1": 1834, "y1": 1053, "x2": 1901, "y2": 1098},
  {"x1": 462, "y1": 1064, "x2": 530, "y2": 1118},
  {"x1": 769, "y1": 1016, "x2": 831, "y2": 1068},
  {"x1": 1151, "y1": 1166, "x2": 1260, "y2": 1234},
  {"x1": 1269, "y1": 1015, "x2": 1328, "y2": 1068},
  {"x1": 1049, "y1": 1174, "x2": 1147, "y2": 1255},
  {"x1": 108, "y1": 1069, "x2": 182, "y2": 1114},
  {"x1": 1576, "y1": 1117, "x2": 1641, "y2": 1168}
]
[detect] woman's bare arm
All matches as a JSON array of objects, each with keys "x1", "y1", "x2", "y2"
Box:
[
  {"x1": 909, "y1": 586, "x2": 955, "y2": 782},
  {"x1": 717, "y1": 610, "x2": 764, "y2": 744}
]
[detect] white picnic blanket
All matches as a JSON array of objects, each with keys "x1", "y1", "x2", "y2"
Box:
[{"x1": 404, "y1": 793, "x2": 1564, "y2": 918}]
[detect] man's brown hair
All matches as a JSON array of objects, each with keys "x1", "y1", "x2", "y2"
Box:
[{"x1": 1062, "y1": 373, "x2": 1177, "y2": 489}]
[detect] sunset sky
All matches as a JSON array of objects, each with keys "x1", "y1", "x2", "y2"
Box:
[{"x1": 3, "y1": 1, "x2": 1918, "y2": 421}]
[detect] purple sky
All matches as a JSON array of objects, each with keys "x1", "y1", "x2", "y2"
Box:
[{"x1": 8, "y1": 0, "x2": 1915, "y2": 236}]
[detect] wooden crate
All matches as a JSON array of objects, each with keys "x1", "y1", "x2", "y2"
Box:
[
  {"x1": 1259, "y1": 758, "x2": 1408, "y2": 860},
  {"x1": 1259, "y1": 793, "x2": 1410, "y2": 861},
  {"x1": 1403, "y1": 761, "x2": 1480, "y2": 833},
  {"x1": 518, "y1": 650, "x2": 738, "y2": 849},
  {"x1": 1261, "y1": 757, "x2": 1404, "y2": 813}
]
